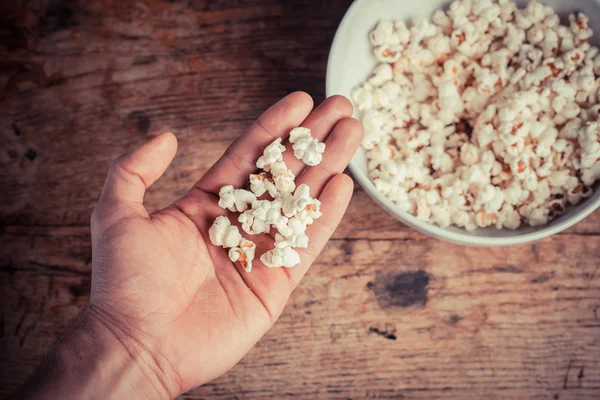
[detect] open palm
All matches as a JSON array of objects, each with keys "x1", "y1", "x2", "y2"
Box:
[{"x1": 88, "y1": 92, "x2": 363, "y2": 396}]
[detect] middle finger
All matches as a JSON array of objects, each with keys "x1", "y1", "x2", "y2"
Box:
[{"x1": 282, "y1": 95, "x2": 354, "y2": 177}]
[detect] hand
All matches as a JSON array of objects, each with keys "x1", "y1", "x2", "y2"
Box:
[{"x1": 87, "y1": 92, "x2": 363, "y2": 397}]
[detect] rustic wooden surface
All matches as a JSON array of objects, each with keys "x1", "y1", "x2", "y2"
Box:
[{"x1": 1, "y1": 0, "x2": 599, "y2": 399}]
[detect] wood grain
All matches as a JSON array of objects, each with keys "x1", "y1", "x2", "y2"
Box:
[
  {"x1": 1, "y1": 225, "x2": 599, "y2": 399},
  {"x1": 1, "y1": 0, "x2": 599, "y2": 399}
]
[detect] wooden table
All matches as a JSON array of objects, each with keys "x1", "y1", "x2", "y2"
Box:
[{"x1": 1, "y1": 1, "x2": 599, "y2": 398}]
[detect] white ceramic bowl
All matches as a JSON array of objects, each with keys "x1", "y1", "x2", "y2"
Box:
[{"x1": 327, "y1": 0, "x2": 600, "y2": 246}]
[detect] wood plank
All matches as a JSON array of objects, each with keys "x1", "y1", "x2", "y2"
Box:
[
  {"x1": 1, "y1": 226, "x2": 598, "y2": 399},
  {"x1": 1, "y1": 0, "x2": 598, "y2": 233},
  {"x1": 2, "y1": 130, "x2": 599, "y2": 234},
  {"x1": 0, "y1": 0, "x2": 353, "y2": 226},
  {"x1": 1, "y1": 0, "x2": 599, "y2": 398}
]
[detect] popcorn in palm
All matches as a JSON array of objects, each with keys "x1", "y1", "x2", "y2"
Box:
[
  {"x1": 249, "y1": 172, "x2": 276, "y2": 197},
  {"x1": 208, "y1": 216, "x2": 242, "y2": 248},
  {"x1": 275, "y1": 218, "x2": 309, "y2": 248},
  {"x1": 260, "y1": 246, "x2": 301, "y2": 269},
  {"x1": 228, "y1": 239, "x2": 256, "y2": 273},
  {"x1": 256, "y1": 138, "x2": 285, "y2": 171},
  {"x1": 282, "y1": 184, "x2": 322, "y2": 221},
  {"x1": 210, "y1": 128, "x2": 327, "y2": 271},
  {"x1": 238, "y1": 200, "x2": 272, "y2": 235},
  {"x1": 352, "y1": 0, "x2": 600, "y2": 230},
  {"x1": 270, "y1": 161, "x2": 296, "y2": 195},
  {"x1": 218, "y1": 185, "x2": 256, "y2": 212},
  {"x1": 289, "y1": 127, "x2": 326, "y2": 166}
]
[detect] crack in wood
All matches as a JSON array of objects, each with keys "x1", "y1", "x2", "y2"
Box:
[
  {"x1": 1, "y1": 1, "x2": 599, "y2": 397},
  {"x1": 6, "y1": 261, "x2": 90, "y2": 276},
  {"x1": 491, "y1": 265, "x2": 523, "y2": 273},
  {"x1": 563, "y1": 360, "x2": 573, "y2": 389},
  {"x1": 578, "y1": 366, "x2": 585, "y2": 383},
  {"x1": 368, "y1": 326, "x2": 397, "y2": 341},
  {"x1": 11, "y1": 122, "x2": 21, "y2": 136},
  {"x1": 531, "y1": 271, "x2": 556, "y2": 284}
]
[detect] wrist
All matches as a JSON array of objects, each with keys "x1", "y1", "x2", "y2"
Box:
[
  {"x1": 81, "y1": 306, "x2": 182, "y2": 399},
  {"x1": 18, "y1": 307, "x2": 181, "y2": 400}
]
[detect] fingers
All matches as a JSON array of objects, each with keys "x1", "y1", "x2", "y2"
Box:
[
  {"x1": 95, "y1": 132, "x2": 177, "y2": 222},
  {"x1": 282, "y1": 95, "x2": 354, "y2": 177},
  {"x1": 287, "y1": 174, "x2": 355, "y2": 286},
  {"x1": 296, "y1": 117, "x2": 363, "y2": 197},
  {"x1": 194, "y1": 92, "x2": 314, "y2": 194},
  {"x1": 214, "y1": 174, "x2": 354, "y2": 319}
]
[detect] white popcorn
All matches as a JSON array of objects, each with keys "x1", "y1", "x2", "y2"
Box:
[
  {"x1": 570, "y1": 13, "x2": 593, "y2": 42},
  {"x1": 541, "y1": 29, "x2": 559, "y2": 57},
  {"x1": 238, "y1": 210, "x2": 265, "y2": 235},
  {"x1": 523, "y1": 174, "x2": 539, "y2": 191},
  {"x1": 428, "y1": 35, "x2": 452, "y2": 59},
  {"x1": 218, "y1": 185, "x2": 256, "y2": 212},
  {"x1": 209, "y1": 215, "x2": 242, "y2": 248},
  {"x1": 282, "y1": 183, "x2": 322, "y2": 221},
  {"x1": 228, "y1": 239, "x2": 256, "y2": 273},
  {"x1": 527, "y1": 26, "x2": 544, "y2": 45},
  {"x1": 576, "y1": 75, "x2": 596, "y2": 92},
  {"x1": 561, "y1": 102, "x2": 581, "y2": 120},
  {"x1": 262, "y1": 199, "x2": 286, "y2": 225},
  {"x1": 275, "y1": 220, "x2": 309, "y2": 248},
  {"x1": 525, "y1": 206, "x2": 550, "y2": 227},
  {"x1": 238, "y1": 200, "x2": 272, "y2": 235},
  {"x1": 289, "y1": 127, "x2": 312, "y2": 143},
  {"x1": 352, "y1": 1, "x2": 599, "y2": 231},
  {"x1": 351, "y1": 85, "x2": 373, "y2": 111},
  {"x1": 504, "y1": 182, "x2": 528, "y2": 206},
  {"x1": 394, "y1": 20, "x2": 412, "y2": 44},
  {"x1": 452, "y1": 210, "x2": 477, "y2": 231},
  {"x1": 432, "y1": 9, "x2": 452, "y2": 32},
  {"x1": 439, "y1": 80, "x2": 464, "y2": 109},
  {"x1": 210, "y1": 125, "x2": 325, "y2": 273},
  {"x1": 374, "y1": 45, "x2": 403, "y2": 63},
  {"x1": 567, "y1": 184, "x2": 593, "y2": 205},
  {"x1": 533, "y1": 179, "x2": 551, "y2": 204},
  {"x1": 505, "y1": 25, "x2": 526, "y2": 52},
  {"x1": 581, "y1": 161, "x2": 600, "y2": 186},
  {"x1": 499, "y1": 204, "x2": 521, "y2": 230},
  {"x1": 561, "y1": 118, "x2": 583, "y2": 139},
  {"x1": 370, "y1": 21, "x2": 394, "y2": 46},
  {"x1": 460, "y1": 142, "x2": 481, "y2": 165},
  {"x1": 257, "y1": 138, "x2": 285, "y2": 171},
  {"x1": 369, "y1": 63, "x2": 394, "y2": 87},
  {"x1": 260, "y1": 246, "x2": 301, "y2": 268},
  {"x1": 249, "y1": 172, "x2": 277, "y2": 197},
  {"x1": 431, "y1": 204, "x2": 451, "y2": 227},
  {"x1": 509, "y1": 153, "x2": 530, "y2": 180},
  {"x1": 289, "y1": 127, "x2": 326, "y2": 167},
  {"x1": 270, "y1": 161, "x2": 296, "y2": 195}
]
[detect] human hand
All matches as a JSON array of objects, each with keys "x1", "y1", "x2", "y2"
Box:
[{"x1": 86, "y1": 92, "x2": 363, "y2": 397}]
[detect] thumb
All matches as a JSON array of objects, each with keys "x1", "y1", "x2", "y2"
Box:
[{"x1": 95, "y1": 132, "x2": 178, "y2": 221}]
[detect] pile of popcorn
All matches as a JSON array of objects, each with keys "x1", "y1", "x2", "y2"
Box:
[
  {"x1": 352, "y1": 0, "x2": 600, "y2": 230},
  {"x1": 208, "y1": 128, "x2": 325, "y2": 272}
]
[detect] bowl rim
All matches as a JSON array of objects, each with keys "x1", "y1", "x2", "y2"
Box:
[{"x1": 326, "y1": 0, "x2": 600, "y2": 246}]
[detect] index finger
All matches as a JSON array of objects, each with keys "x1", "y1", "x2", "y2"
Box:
[{"x1": 194, "y1": 92, "x2": 314, "y2": 194}]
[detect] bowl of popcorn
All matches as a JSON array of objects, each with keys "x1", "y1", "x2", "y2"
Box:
[{"x1": 327, "y1": 0, "x2": 600, "y2": 246}]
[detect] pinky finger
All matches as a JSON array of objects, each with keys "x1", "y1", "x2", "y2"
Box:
[{"x1": 286, "y1": 173, "x2": 354, "y2": 287}]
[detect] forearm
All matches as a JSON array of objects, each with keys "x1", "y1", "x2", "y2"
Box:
[{"x1": 13, "y1": 308, "x2": 178, "y2": 400}]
